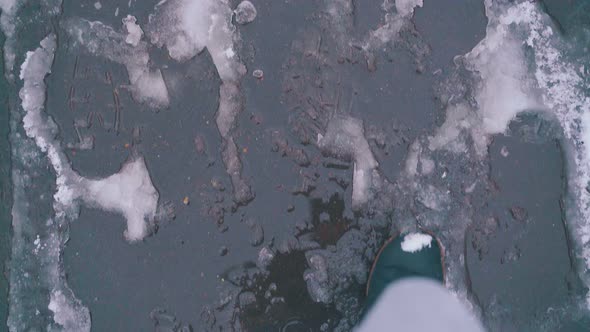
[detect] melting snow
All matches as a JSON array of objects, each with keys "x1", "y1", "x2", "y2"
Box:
[{"x1": 401, "y1": 233, "x2": 433, "y2": 253}]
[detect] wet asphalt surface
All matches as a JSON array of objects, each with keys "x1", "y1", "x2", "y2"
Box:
[{"x1": 2, "y1": 0, "x2": 590, "y2": 331}]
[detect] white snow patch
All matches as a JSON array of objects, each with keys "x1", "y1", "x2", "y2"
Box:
[
  {"x1": 82, "y1": 158, "x2": 159, "y2": 242},
  {"x1": 48, "y1": 290, "x2": 90, "y2": 332},
  {"x1": 465, "y1": 22, "x2": 540, "y2": 134},
  {"x1": 429, "y1": 103, "x2": 473, "y2": 153},
  {"x1": 94, "y1": 1, "x2": 102, "y2": 10},
  {"x1": 122, "y1": 15, "x2": 143, "y2": 46},
  {"x1": 147, "y1": 0, "x2": 244, "y2": 81},
  {"x1": 395, "y1": 0, "x2": 423, "y2": 17},
  {"x1": 430, "y1": 2, "x2": 542, "y2": 156},
  {"x1": 362, "y1": 0, "x2": 421, "y2": 50},
  {"x1": 401, "y1": 233, "x2": 432, "y2": 253}
]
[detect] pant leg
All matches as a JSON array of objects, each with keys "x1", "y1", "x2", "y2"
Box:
[{"x1": 356, "y1": 277, "x2": 485, "y2": 332}]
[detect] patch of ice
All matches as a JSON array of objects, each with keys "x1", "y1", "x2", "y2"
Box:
[
  {"x1": 401, "y1": 233, "x2": 432, "y2": 253},
  {"x1": 64, "y1": 17, "x2": 170, "y2": 108}
]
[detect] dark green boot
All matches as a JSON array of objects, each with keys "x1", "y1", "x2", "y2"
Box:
[{"x1": 364, "y1": 232, "x2": 444, "y2": 316}]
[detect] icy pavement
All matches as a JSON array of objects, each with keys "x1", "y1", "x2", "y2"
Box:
[{"x1": 1, "y1": 0, "x2": 590, "y2": 331}]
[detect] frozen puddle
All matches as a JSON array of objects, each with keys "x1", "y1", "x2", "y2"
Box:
[{"x1": 9, "y1": 33, "x2": 162, "y2": 331}]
